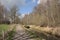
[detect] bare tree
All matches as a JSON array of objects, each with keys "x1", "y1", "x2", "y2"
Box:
[
  {"x1": 10, "y1": 5, "x2": 20, "y2": 24},
  {"x1": 0, "y1": 3, "x2": 6, "y2": 23}
]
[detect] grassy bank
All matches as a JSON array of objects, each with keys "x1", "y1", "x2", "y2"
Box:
[
  {"x1": 0, "y1": 24, "x2": 16, "y2": 40},
  {"x1": 24, "y1": 25, "x2": 59, "y2": 40},
  {"x1": 0, "y1": 24, "x2": 9, "y2": 31}
]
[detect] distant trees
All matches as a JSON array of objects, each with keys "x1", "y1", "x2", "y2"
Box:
[
  {"x1": 0, "y1": 3, "x2": 7, "y2": 24},
  {"x1": 0, "y1": 2, "x2": 21, "y2": 24},
  {"x1": 9, "y1": 5, "x2": 21, "y2": 24},
  {"x1": 46, "y1": 0, "x2": 60, "y2": 26},
  {"x1": 9, "y1": 6, "x2": 21, "y2": 24},
  {"x1": 0, "y1": 3, "x2": 4, "y2": 19},
  {"x1": 22, "y1": 0, "x2": 60, "y2": 27}
]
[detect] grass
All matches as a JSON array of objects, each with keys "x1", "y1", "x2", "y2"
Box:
[
  {"x1": 0, "y1": 24, "x2": 9, "y2": 31},
  {"x1": 7, "y1": 25, "x2": 16, "y2": 40},
  {"x1": 25, "y1": 25, "x2": 59, "y2": 40},
  {"x1": 0, "y1": 24, "x2": 16, "y2": 40},
  {"x1": 7, "y1": 28, "x2": 16, "y2": 40},
  {"x1": 0, "y1": 24, "x2": 9, "y2": 35}
]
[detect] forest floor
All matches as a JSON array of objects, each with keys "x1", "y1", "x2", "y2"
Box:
[{"x1": 9, "y1": 24, "x2": 60, "y2": 40}]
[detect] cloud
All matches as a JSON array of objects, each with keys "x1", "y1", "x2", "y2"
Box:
[
  {"x1": 32, "y1": 0, "x2": 40, "y2": 4},
  {"x1": 19, "y1": 14, "x2": 25, "y2": 19},
  {"x1": 0, "y1": 0, "x2": 26, "y2": 8},
  {"x1": 21, "y1": 14, "x2": 25, "y2": 17},
  {"x1": 37, "y1": 0, "x2": 40, "y2": 4},
  {"x1": 32, "y1": 0, "x2": 36, "y2": 3}
]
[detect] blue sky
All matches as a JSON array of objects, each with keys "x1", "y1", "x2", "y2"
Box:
[
  {"x1": 0, "y1": 0, "x2": 40, "y2": 14},
  {"x1": 19, "y1": 0, "x2": 38, "y2": 14}
]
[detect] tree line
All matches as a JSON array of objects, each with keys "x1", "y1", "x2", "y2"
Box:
[
  {"x1": 22, "y1": 0, "x2": 60, "y2": 27},
  {"x1": 0, "y1": 2, "x2": 20, "y2": 24}
]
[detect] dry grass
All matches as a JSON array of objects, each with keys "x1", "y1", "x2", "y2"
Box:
[
  {"x1": 24, "y1": 25, "x2": 60, "y2": 40},
  {"x1": 24, "y1": 25, "x2": 60, "y2": 37}
]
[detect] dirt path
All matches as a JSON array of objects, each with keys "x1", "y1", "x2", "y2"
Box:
[
  {"x1": 13, "y1": 24, "x2": 32, "y2": 40},
  {"x1": 15, "y1": 24, "x2": 25, "y2": 31}
]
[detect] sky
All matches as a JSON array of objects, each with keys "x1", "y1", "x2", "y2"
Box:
[
  {"x1": 19, "y1": 0, "x2": 40, "y2": 14},
  {"x1": 0, "y1": 0, "x2": 40, "y2": 15}
]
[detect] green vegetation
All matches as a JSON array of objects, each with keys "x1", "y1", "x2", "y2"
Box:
[
  {"x1": 7, "y1": 27, "x2": 16, "y2": 40},
  {"x1": 0, "y1": 24, "x2": 9, "y2": 40},
  {"x1": 0, "y1": 24, "x2": 16, "y2": 40},
  {"x1": 0, "y1": 24, "x2": 9, "y2": 31}
]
